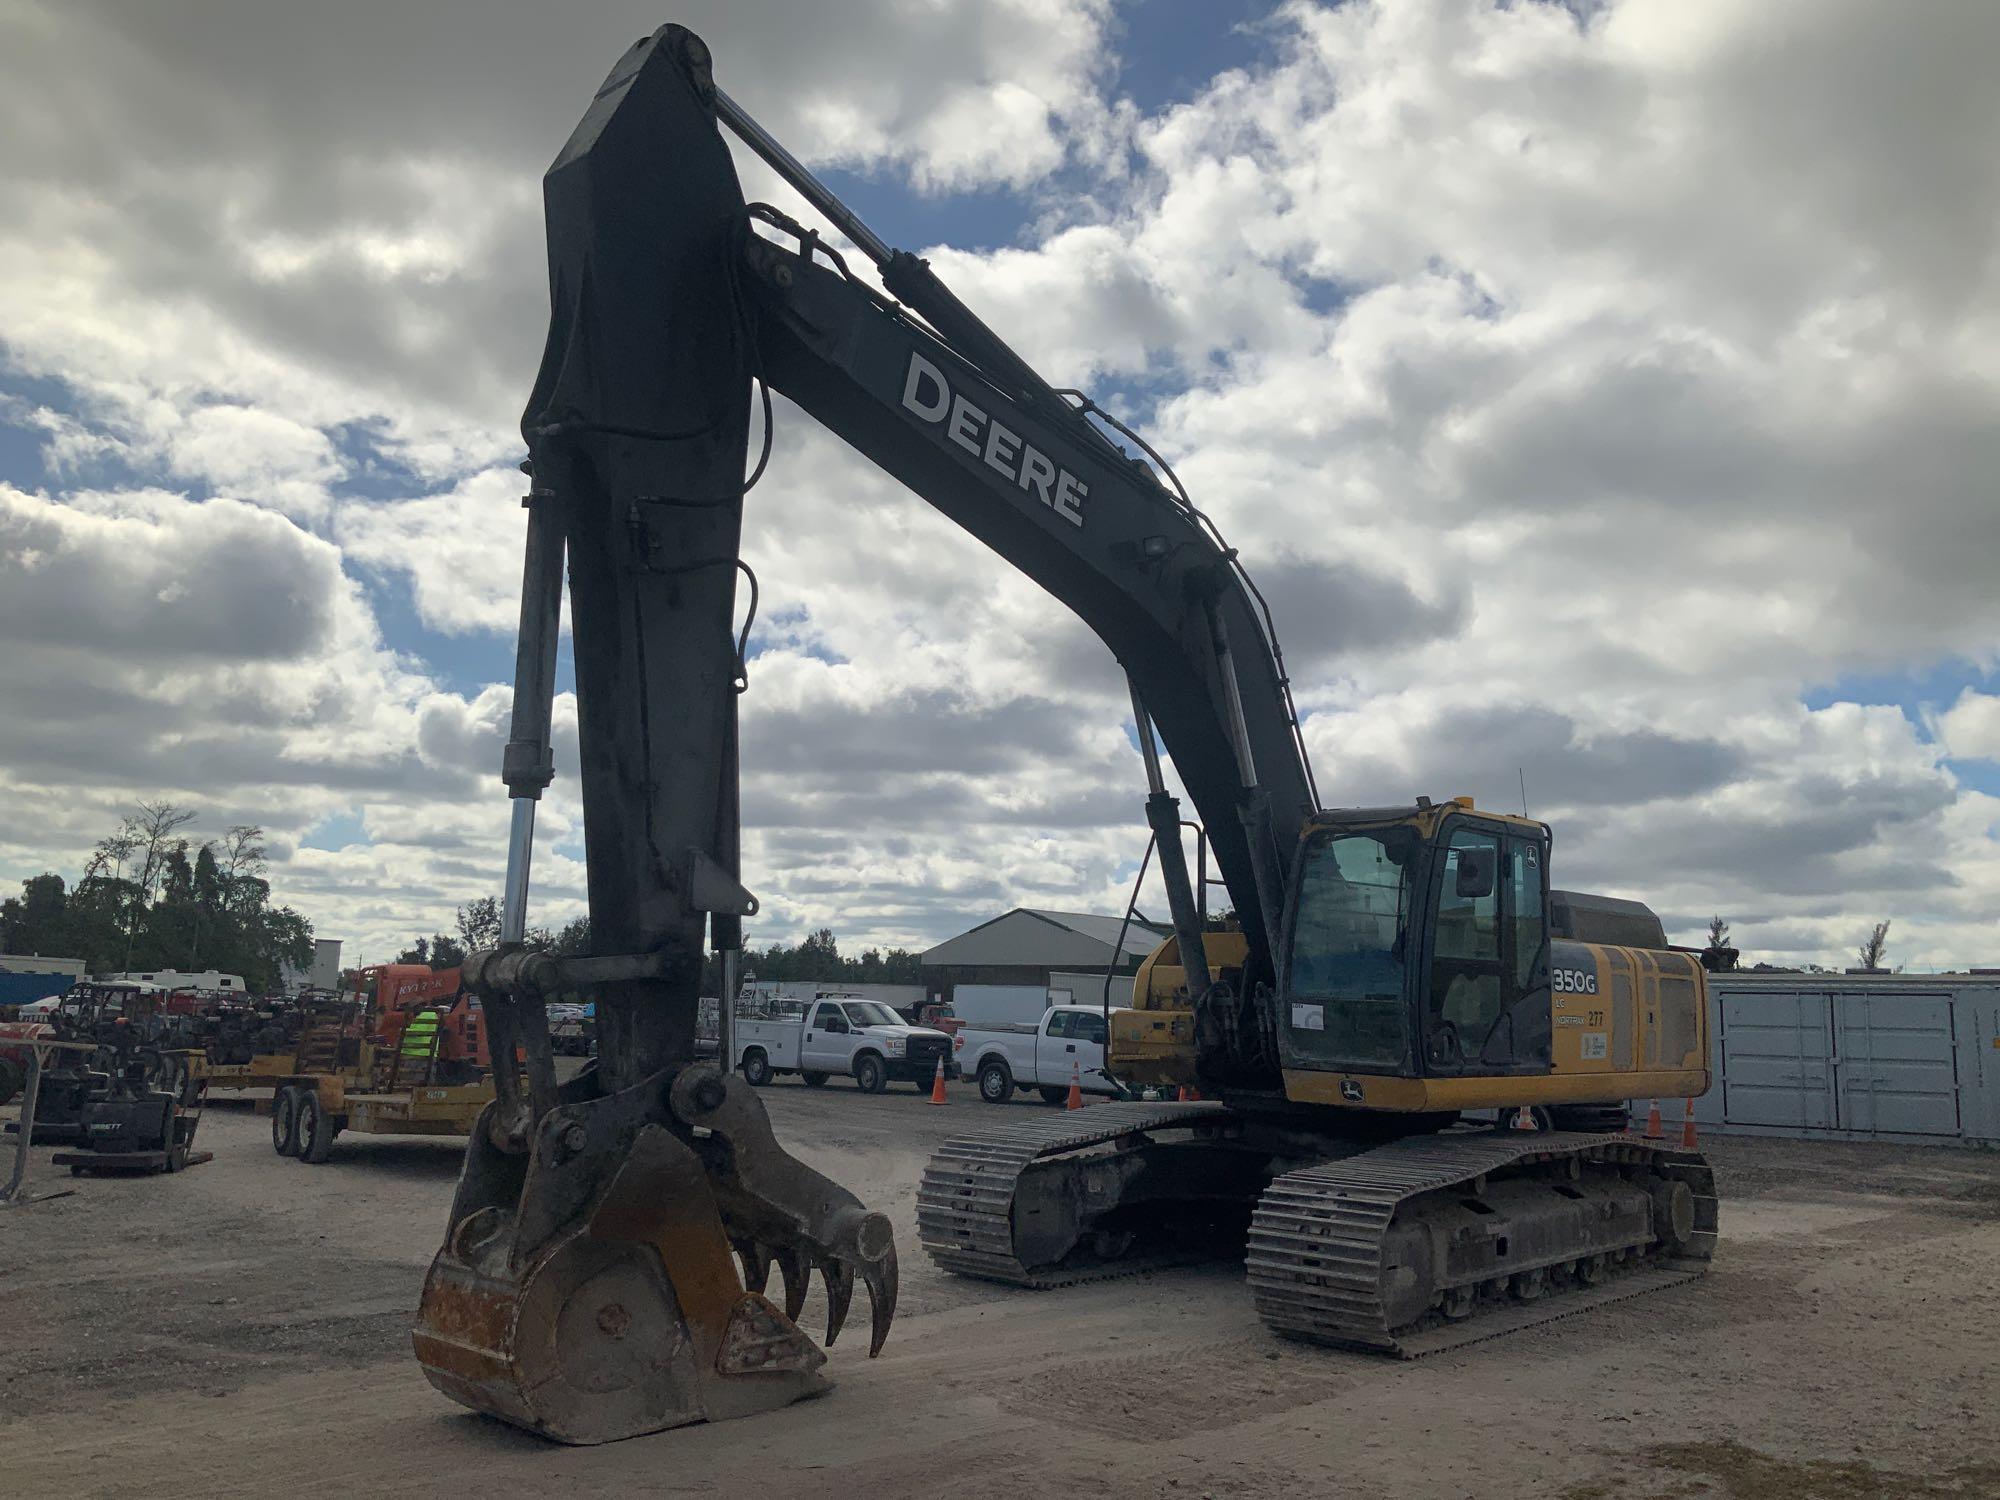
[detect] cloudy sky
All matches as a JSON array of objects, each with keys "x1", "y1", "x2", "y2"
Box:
[{"x1": 2, "y1": 0, "x2": 1997, "y2": 973}]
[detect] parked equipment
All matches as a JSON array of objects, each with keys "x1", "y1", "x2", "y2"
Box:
[
  {"x1": 52, "y1": 1049, "x2": 212, "y2": 1177},
  {"x1": 266, "y1": 964, "x2": 497, "y2": 1163},
  {"x1": 2, "y1": 982, "x2": 188, "y2": 1144},
  {"x1": 408, "y1": 24, "x2": 1712, "y2": 1444}
]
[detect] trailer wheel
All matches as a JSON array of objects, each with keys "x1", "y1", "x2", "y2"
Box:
[
  {"x1": 977, "y1": 1059, "x2": 1013, "y2": 1105},
  {"x1": 741, "y1": 1049, "x2": 772, "y2": 1087},
  {"x1": 801, "y1": 1071, "x2": 829, "y2": 1088},
  {"x1": 297, "y1": 1091, "x2": 337, "y2": 1163},
  {"x1": 271, "y1": 1086, "x2": 302, "y2": 1157},
  {"x1": 853, "y1": 1053, "x2": 887, "y2": 1095}
]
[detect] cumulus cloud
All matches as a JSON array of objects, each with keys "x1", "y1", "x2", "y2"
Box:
[{"x1": 1937, "y1": 690, "x2": 2000, "y2": 764}]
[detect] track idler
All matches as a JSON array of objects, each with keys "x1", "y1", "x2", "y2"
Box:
[{"x1": 413, "y1": 1061, "x2": 896, "y2": 1444}]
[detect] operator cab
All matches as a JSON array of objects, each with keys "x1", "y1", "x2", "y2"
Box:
[{"x1": 1279, "y1": 798, "x2": 1553, "y2": 1081}]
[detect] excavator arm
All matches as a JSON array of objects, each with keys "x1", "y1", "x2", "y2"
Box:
[
  {"x1": 743, "y1": 215, "x2": 1318, "y2": 1001},
  {"x1": 415, "y1": 23, "x2": 1317, "y2": 1444}
]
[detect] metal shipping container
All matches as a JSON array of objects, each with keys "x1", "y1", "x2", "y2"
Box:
[{"x1": 1656, "y1": 974, "x2": 2000, "y2": 1147}]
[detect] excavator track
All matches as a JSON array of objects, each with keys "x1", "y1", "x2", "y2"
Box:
[
  {"x1": 917, "y1": 1100, "x2": 1239, "y2": 1286},
  {"x1": 1246, "y1": 1131, "x2": 1717, "y2": 1358}
]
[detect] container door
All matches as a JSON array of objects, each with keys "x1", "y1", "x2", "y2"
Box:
[
  {"x1": 1720, "y1": 991, "x2": 1836, "y2": 1129},
  {"x1": 1835, "y1": 992, "x2": 1959, "y2": 1135}
]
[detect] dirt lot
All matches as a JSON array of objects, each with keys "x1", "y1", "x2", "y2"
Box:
[{"x1": 3, "y1": 1078, "x2": 1997, "y2": 1499}]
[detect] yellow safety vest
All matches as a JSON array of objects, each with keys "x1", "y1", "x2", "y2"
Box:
[{"x1": 400, "y1": 1009, "x2": 442, "y2": 1058}]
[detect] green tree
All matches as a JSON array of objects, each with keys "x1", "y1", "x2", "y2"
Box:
[
  {"x1": 192, "y1": 843, "x2": 222, "y2": 910},
  {"x1": 395, "y1": 933, "x2": 465, "y2": 968},
  {"x1": 797, "y1": 927, "x2": 840, "y2": 974},
  {"x1": 1857, "y1": 920, "x2": 1891, "y2": 972},
  {"x1": 547, "y1": 916, "x2": 591, "y2": 955},
  {"x1": 121, "y1": 801, "x2": 196, "y2": 967},
  {"x1": 64, "y1": 873, "x2": 137, "y2": 970},
  {"x1": 457, "y1": 896, "x2": 502, "y2": 954},
  {"x1": 27, "y1": 809, "x2": 318, "y2": 988},
  {"x1": 1702, "y1": 915, "x2": 1739, "y2": 973},
  {"x1": 0, "y1": 872, "x2": 69, "y2": 956}
]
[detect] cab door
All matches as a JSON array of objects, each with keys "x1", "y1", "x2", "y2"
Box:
[
  {"x1": 801, "y1": 1003, "x2": 850, "y2": 1071},
  {"x1": 1421, "y1": 821, "x2": 1550, "y2": 1075},
  {"x1": 1066, "y1": 1007, "x2": 1109, "y2": 1093}
]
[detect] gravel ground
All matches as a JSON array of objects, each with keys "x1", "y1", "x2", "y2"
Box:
[{"x1": 2, "y1": 1075, "x2": 1997, "y2": 1498}]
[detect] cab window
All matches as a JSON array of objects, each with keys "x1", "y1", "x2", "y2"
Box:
[
  {"x1": 1044, "y1": 1011, "x2": 1074, "y2": 1039},
  {"x1": 1070, "y1": 1012, "x2": 1107, "y2": 1046},
  {"x1": 1282, "y1": 828, "x2": 1416, "y2": 1071},
  {"x1": 812, "y1": 1004, "x2": 845, "y2": 1031}
]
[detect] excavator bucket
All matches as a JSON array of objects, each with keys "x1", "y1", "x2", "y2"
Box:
[{"x1": 414, "y1": 1061, "x2": 896, "y2": 1444}]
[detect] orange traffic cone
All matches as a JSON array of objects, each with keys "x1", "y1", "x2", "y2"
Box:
[
  {"x1": 1177, "y1": 1083, "x2": 1201, "y2": 1102},
  {"x1": 1644, "y1": 1099, "x2": 1663, "y2": 1140},
  {"x1": 1511, "y1": 1104, "x2": 1537, "y2": 1131},
  {"x1": 927, "y1": 1055, "x2": 948, "y2": 1106},
  {"x1": 1065, "y1": 1059, "x2": 1084, "y2": 1110},
  {"x1": 1680, "y1": 1096, "x2": 1698, "y2": 1149}
]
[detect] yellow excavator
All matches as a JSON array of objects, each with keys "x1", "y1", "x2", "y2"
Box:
[{"x1": 411, "y1": 24, "x2": 1715, "y2": 1443}]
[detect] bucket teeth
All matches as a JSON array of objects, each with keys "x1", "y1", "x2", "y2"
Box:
[
  {"x1": 822, "y1": 1261, "x2": 854, "y2": 1347},
  {"x1": 737, "y1": 1240, "x2": 773, "y2": 1294},
  {"x1": 665, "y1": 1065, "x2": 900, "y2": 1358},
  {"x1": 779, "y1": 1244, "x2": 812, "y2": 1322},
  {"x1": 862, "y1": 1245, "x2": 897, "y2": 1357}
]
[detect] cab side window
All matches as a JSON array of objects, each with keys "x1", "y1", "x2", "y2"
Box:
[
  {"x1": 1071, "y1": 1012, "x2": 1107, "y2": 1046},
  {"x1": 1511, "y1": 840, "x2": 1545, "y2": 993},
  {"x1": 813, "y1": 1004, "x2": 845, "y2": 1031},
  {"x1": 1044, "y1": 1011, "x2": 1074, "y2": 1039}
]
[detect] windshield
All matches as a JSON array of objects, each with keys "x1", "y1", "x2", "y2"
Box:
[
  {"x1": 1284, "y1": 829, "x2": 1415, "y2": 1069},
  {"x1": 841, "y1": 1001, "x2": 902, "y2": 1028}
]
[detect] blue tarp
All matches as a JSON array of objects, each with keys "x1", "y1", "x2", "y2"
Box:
[{"x1": 0, "y1": 971, "x2": 73, "y2": 1007}]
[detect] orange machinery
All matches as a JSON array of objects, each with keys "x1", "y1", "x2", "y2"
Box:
[{"x1": 346, "y1": 963, "x2": 493, "y2": 1074}]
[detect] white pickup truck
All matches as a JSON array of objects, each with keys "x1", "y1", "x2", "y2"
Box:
[
  {"x1": 955, "y1": 1004, "x2": 1125, "y2": 1105},
  {"x1": 734, "y1": 996, "x2": 954, "y2": 1094}
]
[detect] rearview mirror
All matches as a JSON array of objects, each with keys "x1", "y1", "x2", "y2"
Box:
[{"x1": 1454, "y1": 847, "x2": 1496, "y2": 900}]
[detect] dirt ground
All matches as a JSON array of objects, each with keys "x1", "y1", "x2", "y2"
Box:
[{"x1": 3, "y1": 1077, "x2": 1997, "y2": 1499}]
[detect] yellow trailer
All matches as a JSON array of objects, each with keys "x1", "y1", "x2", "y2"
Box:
[
  {"x1": 266, "y1": 1040, "x2": 495, "y2": 1164},
  {"x1": 200, "y1": 1052, "x2": 296, "y2": 1095}
]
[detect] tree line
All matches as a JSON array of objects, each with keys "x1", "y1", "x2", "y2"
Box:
[
  {"x1": 388, "y1": 911, "x2": 922, "y2": 990},
  {"x1": 1704, "y1": 915, "x2": 1897, "y2": 974},
  {"x1": 0, "y1": 801, "x2": 314, "y2": 991}
]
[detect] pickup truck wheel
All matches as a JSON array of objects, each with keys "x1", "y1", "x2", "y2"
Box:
[
  {"x1": 801, "y1": 1071, "x2": 829, "y2": 1088},
  {"x1": 853, "y1": 1053, "x2": 887, "y2": 1094},
  {"x1": 977, "y1": 1059, "x2": 1013, "y2": 1105},
  {"x1": 741, "y1": 1049, "x2": 772, "y2": 1087},
  {"x1": 1038, "y1": 1086, "x2": 1068, "y2": 1106},
  {"x1": 271, "y1": 1086, "x2": 302, "y2": 1157}
]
